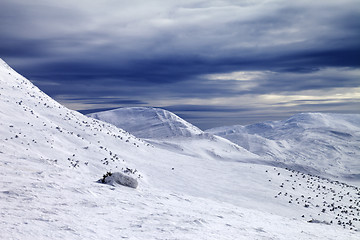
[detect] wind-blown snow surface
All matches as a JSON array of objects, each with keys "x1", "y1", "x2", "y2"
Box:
[
  {"x1": 1, "y1": 59, "x2": 359, "y2": 239},
  {"x1": 206, "y1": 113, "x2": 360, "y2": 184}
]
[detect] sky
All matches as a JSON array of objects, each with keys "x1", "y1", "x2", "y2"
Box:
[{"x1": 1, "y1": 0, "x2": 359, "y2": 129}]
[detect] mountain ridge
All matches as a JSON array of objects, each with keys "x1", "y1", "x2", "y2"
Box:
[
  {"x1": 87, "y1": 104, "x2": 360, "y2": 184},
  {"x1": 206, "y1": 112, "x2": 360, "y2": 183},
  {"x1": 88, "y1": 107, "x2": 203, "y2": 139}
]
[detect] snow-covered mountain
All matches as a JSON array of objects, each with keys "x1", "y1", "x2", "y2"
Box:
[
  {"x1": 88, "y1": 107, "x2": 259, "y2": 161},
  {"x1": 88, "y1": 106, "x2": 360, "y2": 185},
  {"x1": 88, "y1": 107, "x2": 203, "y2": 139},
  {"x1": 1, "y1": 58, "x2": 359, "y2": 239},
  {"x1": 206, "y1": 113, "x2": 360, "y2": 184}
]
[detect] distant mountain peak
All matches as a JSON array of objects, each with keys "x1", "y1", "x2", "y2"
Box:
[{"x1": 88, "y1": 107, "x2": 203, "y2": 139}]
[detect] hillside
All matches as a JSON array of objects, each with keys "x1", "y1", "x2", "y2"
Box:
[
  {"x1": 88, "y1": 107, "x2": 203, "y2": 139},
  {"x1": 88, "y1": 107, "x2": 259, "y2": 161},
  {"x1": 1, "y1": 58, "x2": 359, "y2": 239},
  {"x1": 206, "y1": 113, "x2": 360, "y2": 184}
]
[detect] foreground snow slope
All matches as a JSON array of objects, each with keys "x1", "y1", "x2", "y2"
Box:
[
  {"x1": 1, "y1": 59, "x2": 359, "y2": 239},
  {"x1": 207, "y1": 113, "x2": 360, "y2": 184}
]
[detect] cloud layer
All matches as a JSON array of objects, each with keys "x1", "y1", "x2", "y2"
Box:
[{"x1": 1, "y1": 0, "x2": 359, "y2": 128}]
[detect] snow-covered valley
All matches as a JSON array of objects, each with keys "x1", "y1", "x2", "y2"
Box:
[{"x1": 1, "y1": 58, "x2": 359, "y2": 239}]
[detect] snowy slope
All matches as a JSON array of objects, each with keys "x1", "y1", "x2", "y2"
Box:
[
  {"x1": 88, "y1": 107, "x2": 203, "y2": 139},
  {"x1": 206, "y1": 113, "x2": 360, "y2": 184},
  {"x1": 1, "y1": 59, "x2": 360, "y2": 239},
  {"x1": 88, "y1": 106, "x2": 259, "y2": 161}
]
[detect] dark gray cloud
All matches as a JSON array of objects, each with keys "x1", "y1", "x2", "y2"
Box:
[{"x1": 1, "y1": 0, "x2": 359, "y2": 128}]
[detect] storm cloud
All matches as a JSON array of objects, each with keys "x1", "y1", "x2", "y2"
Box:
[{"x1": 1, "y1": 0, "x2": 359, "y2": 129}]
